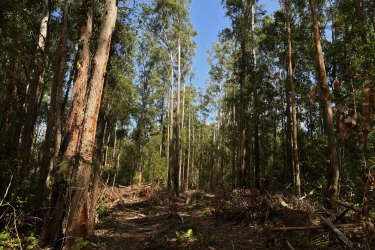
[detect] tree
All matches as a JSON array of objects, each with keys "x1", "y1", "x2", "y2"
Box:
[
  {"x1": 41, "y1": 0, "x2": 117, "y2": 247},
  {"x1": 309, "y1": 0, "x2": 339, "y2": 210}
]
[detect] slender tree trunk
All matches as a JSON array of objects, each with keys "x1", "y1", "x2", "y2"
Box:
[
  {"x1": 231, "y1": 85, "x2": 236, "y2": 188},
  {"x1": 285, "y1": 1, "x2": 301, "y2": 195},
  {"x1": 179, "y1": 81, "x2": 185, "y2": 190},
  {"x1": 167, "y1": 59, "x2": 174, "y2": 192},
  {"x1": 309, "y1": 0, "x2": 340, "y2": 211},
  {"x1": 19, "y1": 0, "x2": 50, "y2": 174},
  {"x1": 251, "y1": 1, "x2": 260, "y2": 189},
  {"x1": 186, "y1": 112, "x2": 191, "y2": 190},
  {"x1": 174, "y1": 40, "x2": 181, "y2": 196}
]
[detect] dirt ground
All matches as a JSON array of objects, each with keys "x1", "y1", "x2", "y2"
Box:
[{"x1": 87, "y1": 186, "x2": 367, "y2": 250}]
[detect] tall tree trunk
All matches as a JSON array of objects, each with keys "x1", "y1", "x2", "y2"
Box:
[
  {"x1": 87, "y1": 63, "x2": 110, "y2": 234},
  {"x1": 36, "y1": 0, "x2": 69, "y2": 203},
  {"x1": 167, "y1": 59, "x2": 174, "y2": 192},
  {"x1": 179, "y1": 81, "x2": 186, "y2": 190},
  {"x1": 19, "y1": 0, "x2": 50, "y2": 175},
  {"x1": 251, "y1": 1, "x2": 260, "y2": 189},
  {"x1": 63, "y1": 0, "x2": 117, "y2": 247},
  {"x1": 185, "y1": 111, "x2": 191, "y2": 191},
  {"x1": 309, "y1": 0, "x2": 340, "y2": 211},
  {"x1": 285, "y1": 1, "x2": 301, "y2": 195},
  {"x1": 174, "y1": 40, "x2": 181, "y2": 196},
  {"x1": 231, "y1": 85, "x2": 236, "y2": 188}
]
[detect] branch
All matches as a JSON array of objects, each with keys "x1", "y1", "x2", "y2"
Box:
[
  {"x1": 0, "y1": 174, "x2": 13, "y2": 207},
  {"x1": 318, "y1": 214, "x2": 354, "y2": 248}
]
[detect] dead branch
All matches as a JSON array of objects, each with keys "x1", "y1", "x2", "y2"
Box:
[
  {"x1": 338, "y1": 200, "x2": 362, "y2": 213},
  {"x1": 338, "y1": 200, "x2": 375, "y2": 218},
  {"x1": 0, "y1": 174, "x2": 13, "y2": 207},
  {"x1": 268, "y1": 223, "x2": 360, "y2": 232},
  {"x1": 318, "y1": 214, "x2": 353, "y2": 248},
  {"x1": 286, "y1": 239, "x2": 295, "y2": 250},
  {"x1": 333, "y1": 208, "x2": 350, "y2": 224}
]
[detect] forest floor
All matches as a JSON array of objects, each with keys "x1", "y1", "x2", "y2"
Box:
[{"x1": 87, "y1": 185, "x2": 369, "y2": 250}]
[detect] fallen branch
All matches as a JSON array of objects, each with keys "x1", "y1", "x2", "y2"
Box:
[
  {"x1": 285, "y1": 239, "x2": 295, "y2": 250},
  {"x1": 268, "y1": 223, "x2": 360, "y2": 232},
  {"x1": 338, "y1": 200, "x2": 362, "y2": 213},
  {"x1": 333, "y1": 208, "x2": 350, "y2": 224},
  {"x1": 318, "y1": 214, "x2": 353, "y2": 248},
  {"x1": 338, "y1": 200, "x2": 375, "y2": 218}
]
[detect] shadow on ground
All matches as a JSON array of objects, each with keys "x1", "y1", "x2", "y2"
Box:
[{"x1": 88, "y1": 191, "x2": 268, "y2": 250}]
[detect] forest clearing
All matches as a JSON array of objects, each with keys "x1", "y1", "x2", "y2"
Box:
[
  {"x1": 1, "y1": 0, "x2": 375, "y2": 249},
  {"x1": 87, "y1": 185, "x2": 369, "y2": 249}
]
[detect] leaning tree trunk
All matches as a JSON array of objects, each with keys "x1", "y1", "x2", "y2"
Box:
[
  {"x1": 63, "y1": 0, "x2": 117, "y2": 248},
  {"x1": 309, "y1": 0, "x2": 340, "y2": 211}
]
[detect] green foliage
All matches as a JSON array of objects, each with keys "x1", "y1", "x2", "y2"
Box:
[
  {"x1": 72, "y1": 237, "x2": 89, "y2": 250},
  {"x1": 175, "y1": 229, "x2": 193, "y2": 239},
  {"x1": 97, "y1": 196, "x2": 109, "y2": 217}
]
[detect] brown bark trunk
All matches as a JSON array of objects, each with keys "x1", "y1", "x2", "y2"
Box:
[
  {"x1": 41, "y1": 0, "x2": 93, "y2": 246},
  {"x1": 63, "y1": 0, "x2": 117, "y2": 248},
  {"x1": 88, "y1": 77, "x2": 109, "y2": 233},
  {"x1": 309, "y1": 0, "x2": 340, "y2": 211},
  {"x1": 61, "y1": 0, "x2": 93, "y2": 159}
]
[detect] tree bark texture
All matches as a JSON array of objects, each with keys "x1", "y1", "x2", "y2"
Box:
[
  {"x1": 63, "y1": 0, "x2": 117, "y2": 247},
  {"x1": 309, "y1": 0, "x2": 340, "y2": 211}
]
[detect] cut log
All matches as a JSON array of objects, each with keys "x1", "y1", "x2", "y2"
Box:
[
  {"x1": 318, "y1": 215, "x2": 353, "y2": 248},
  {"x1": 268, "y1": 223, "x2": 360, "y2": 232}
]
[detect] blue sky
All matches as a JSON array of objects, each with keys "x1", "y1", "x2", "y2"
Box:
[{"x1": 189, "y1": 0, "x2": 280, "y2": 88}]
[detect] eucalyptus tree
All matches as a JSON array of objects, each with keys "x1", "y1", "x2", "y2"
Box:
[
  {"x1": 223, "y1": 0, "x2": 254, "y2": 187},
  {"x1": 309, "y1": 0, "x2": 340, "y2": 210},
  {"x1": 41, "y1": 0, "x2": 118, "y2": 247},
  {"x1": 141, "y1": 0, "x2": 195, "y2": 195},
  {"x1": 207, "y1": 38, "x2": 235, "y2": 189}
]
